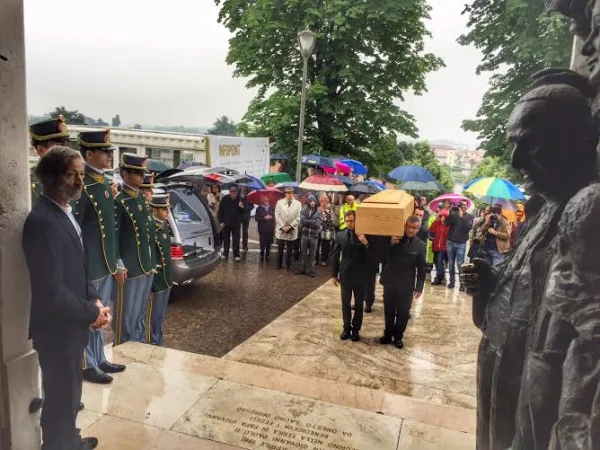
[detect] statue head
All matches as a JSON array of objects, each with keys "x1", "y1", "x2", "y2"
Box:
[
  {"x1": 546, "y1": 0, "x2": 593, "y2": 38},
  {"x1": 507, "y1": 68, "x2": 598, "y2": 201},
  {"x1": 581, "y1": 0, "x2": 600, "y2": 86}
]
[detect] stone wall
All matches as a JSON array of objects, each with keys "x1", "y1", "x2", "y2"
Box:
[{"x1": 0, "y1": 0, "x2": 42, "y2": 448}]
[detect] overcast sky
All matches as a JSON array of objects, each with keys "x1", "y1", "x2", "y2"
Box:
[{"x1": 24, "y1": 0, "x2": 490, "y2": 147}]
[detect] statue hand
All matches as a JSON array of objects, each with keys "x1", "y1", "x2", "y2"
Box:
[{"x1": 460, "y1": 258, "x2": 496, "y2": 296}]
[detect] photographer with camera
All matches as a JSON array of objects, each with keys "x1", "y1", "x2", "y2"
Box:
[
  {"x1": 476, "y1": 205, "x2": 510, "y2": 266},
  {"x1": 444, "y1": 201, "x2": 474, "y2": 289}
]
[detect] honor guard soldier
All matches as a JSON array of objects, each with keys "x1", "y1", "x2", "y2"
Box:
[
  {"x1": 145, "y1": 194, "x2": 173, "y2": 345},
  {"x1": 113, "y1": 153, "x2": 156, "y2": 345},
  {"x1": 74, "y1": 129, "x2": 127, "y2": 384},
  {"x1": 140, "y1": 173, "x2": 155, "y2": 202},
  {"x1": 29, "y1": 115, "x2": 70, "y2": 204}
]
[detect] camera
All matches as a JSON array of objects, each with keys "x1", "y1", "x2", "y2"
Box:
[
  {"x1": 489, "y1": 214, "x2": 497, "y2": 221},
  {"x1": 450, "y1": 205, "x2": 460, "y2": 213}
]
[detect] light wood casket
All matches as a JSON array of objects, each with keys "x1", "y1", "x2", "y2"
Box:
[{"x1": 355, "y1": 190, "x2": 415, "y2": 236}]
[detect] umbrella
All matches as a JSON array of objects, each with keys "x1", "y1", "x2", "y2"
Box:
[
  {"x1": 335, "y1": 161, "x2": 351, "y2": 174},
  {"x1": 246, "y1": 187, "x2": 284, "y2": 207},
  {"x1": 364, "y1": 180, "x2": 386, "y2": 190},
  {"x1": 349, "y1": 182, "x2": 382, "y2": 195},
  {"x1": 429, "y1": 194, "x2": 473, "y2": 211},
  {"x1": 388, "y1": 165, "x2": 437, "y2": 183},
  {"x1": 261, "y1": 173, "x2": 292, "y2": 185},
  {"x1": 401, "y1": 180, "x2": 444, "y2": 192},
  {"x1": 334, "y1": 175, "x2": 355, "y2": 187},
  {"x1": 178, "y1": 161, "x2": 207, "y2": 170},
  {"x1": 301, "y1": 154, "x2": 335, "y2": 168},
  {"x1": 238, "y1": 172, "x2": 266, "y2": 190},
  {"x1": 270, "y1": 154, "x2": 290, "y2": 160},
  {"x1": 275, "y1": 181, "x2": 299, "y2": 189},
  {"x1": 464, "y1": 177, "x2": 526, "y2": 202},
  {"x1": 341, "y1": 159, "x2": 367, "y2": 175},
  {"x1": 299, "y1": 174, "x2": 348, "y2": 192}
]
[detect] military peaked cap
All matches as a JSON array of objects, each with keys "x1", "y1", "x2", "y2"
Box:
[
  {"x1": 140, "y1": 173, "x2": 155, "y2": 188},
  {"x1": 150, "y1": 194, "x2": 170, "y2": 209},
  {"x1": 79, "y1": 129, "x2": 114, "y2": 149},
  {"x1": 30, "y1": 115, "x2": 70, "y2": 141},
  {"x1": 120, "y1": 153, "x2": 148, "y2": 171}
]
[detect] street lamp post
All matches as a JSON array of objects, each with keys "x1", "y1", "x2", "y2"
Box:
[{"x1": 295, "y1": 29, "x2": 317, "y2": 182}]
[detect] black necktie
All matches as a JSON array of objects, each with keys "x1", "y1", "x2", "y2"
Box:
[{"x1": 288, "y1": 201, "x2": 292, "y2": 207}]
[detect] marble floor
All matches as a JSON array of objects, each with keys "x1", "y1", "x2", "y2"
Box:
[
  {"x1": 225, "y1": 280, "x2": 481, "y2": 409},
  {"x1": 79, "y1": 343, "x2": 476, "y2": 449}
]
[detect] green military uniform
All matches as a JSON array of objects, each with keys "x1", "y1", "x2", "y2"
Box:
[
  {"x1": 29, "y1": 115, "x2": 70, "y2": 205},
  {"x1": 113, "y1": 153, "x2": 156, "y2": 345},
  {"x1": 145, "y1": 194, "x2": 173, "y2": 345},
  {"x1": 74, "y1": 129, "x2": 126, "y2": 380}
]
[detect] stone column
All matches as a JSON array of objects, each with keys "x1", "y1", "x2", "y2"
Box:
[{"x1": 0, "y1": 0, "x2": 42, "y2": 448}]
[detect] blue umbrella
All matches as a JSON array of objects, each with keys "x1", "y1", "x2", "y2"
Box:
[
  {"x1": 364, "y1": 180, "x2": 386, "y2": 190},
  {"x1": 301, "y1": 154, "x2": 335, "y2": 168},
  {"x1": 388, "y1": 165, "x2": 437, "y2": 183},
  {"x1": 341, "y1": 159, "x2": 367, "y2": 176},
  {"x1": 334, "y1": 175, "x2": 355, "y2": 188},
  {"x1": 239, "y1": 172, "x2": 266, "y2": 190},
  {"x1": 275, "y1": 181, "x2": 300, "y2": 189}
]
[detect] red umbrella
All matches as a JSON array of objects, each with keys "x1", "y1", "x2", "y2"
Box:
[
  {"x1": 246, "y1": 187, "x2": 284, "y2": 207},
  {"x1": 299, "y1": 174, "x2": 348, "y2": 192},
  {"x1": 428, "y1": 194, "x2": 473, "y2": 211}
]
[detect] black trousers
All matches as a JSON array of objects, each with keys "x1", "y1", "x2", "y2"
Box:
[
  {"x1": 341, "y1": 281, "x2": 365, "y2": 331},
  {"x1": 293, "y1": 237, "x2": 301, "y2": 260},
  {"x1": 241, "y1": 218, "x2": 250, "y2": 250},
  {"x1": 278, "y1": 239, "x2": 294, "y2": 268},
  {"x1": 223, "y1": 224, "x2": 241, "y2": 257},
  {"x1": 383, "y1": 287, "x2": 413, "y2": 340},
  {"x1": 315, "y1": 238, "x2": 331, "y2": 264},
  {"x1": 364, "y1": 269, "x2": 377, "y2": 307},
  {"x1": 36, "y1": 343, "x2": 83, "y2": 450},
  {"x1": 259, "y1": 231, "x2": 274, "y2": 257}
]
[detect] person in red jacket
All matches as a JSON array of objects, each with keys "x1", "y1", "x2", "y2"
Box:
[{"x1": 429, "y1": 209, "x2": 450, "y2": 285}]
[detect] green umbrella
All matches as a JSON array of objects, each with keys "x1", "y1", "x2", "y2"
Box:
[{"x1": 261, "y1": 173, "x2": 292, "y2": 184}]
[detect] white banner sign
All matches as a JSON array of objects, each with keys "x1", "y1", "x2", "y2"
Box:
[{"x1": 205, "y1": 136, "x2": 270, "y2": 177}]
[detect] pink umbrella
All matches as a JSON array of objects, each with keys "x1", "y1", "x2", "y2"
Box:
[
  {"x1": 299, "y1": 174, "x2": 348, "y2": 193},
  {"x1": 429, "y1": 194, "x2": 473, "y2": 211},
  {"x1": 322, "y1": 161, "x2": 351, "y2": 175}
]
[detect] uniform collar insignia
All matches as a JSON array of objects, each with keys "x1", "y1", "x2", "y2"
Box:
[
  {"x1": 123, "y1": 184, "x2": 138, "y2": 198},
  {"x1": 85, "y1": 164, "x2": 106, "y2": 183}
]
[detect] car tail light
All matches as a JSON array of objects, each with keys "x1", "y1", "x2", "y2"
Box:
[{"x1": 171, "y1": 244, "x2": 184, "y2": 260}]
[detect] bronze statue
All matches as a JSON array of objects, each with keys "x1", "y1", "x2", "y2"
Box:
[{"x1": 462, "y1": 68, "x2": 600, "y2": 450}]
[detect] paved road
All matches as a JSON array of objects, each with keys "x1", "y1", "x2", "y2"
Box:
[{"x1": 162, "y1": 222, "x2": 331, "y2": 357}]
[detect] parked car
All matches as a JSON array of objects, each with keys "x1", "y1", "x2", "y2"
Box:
[{"x1": 164, "y1": 183, "x2": 221, "y2": 285}]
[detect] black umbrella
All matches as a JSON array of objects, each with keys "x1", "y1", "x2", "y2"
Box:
[
  {"x1": 270, "y1": 154, "x2": 290, "y2": 160},
  {"x1": 349, "y1": 182, "x2": 382, "y2": 195}
]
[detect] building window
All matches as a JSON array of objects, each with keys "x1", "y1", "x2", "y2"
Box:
[{"x1": 146, "y1": 148, "x2": 181, "y2": 169}]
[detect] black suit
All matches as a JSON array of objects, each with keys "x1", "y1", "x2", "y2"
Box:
[
  {"x1": 22, "y1": 196, "x2": 100, "y2": 450},
  {"x1": 363, "y1": 235, "x2": 391, "y2": 308},
  {"x1": 380, "y1": 236, "x2": 426, "y2": 340},
  {"x1": 331, "y1": 229, "x2": 369, "y2": 331}
]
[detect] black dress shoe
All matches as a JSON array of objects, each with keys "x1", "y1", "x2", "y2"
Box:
[
  {"x1": 394, "y1": 339, "x2": 404, "y2": 349},
  {"x1": 431, "y1": 279, "x2": 442, "y2": 286},
  {"x1": 351, "y1": 331, "x2": 360, "y2": 342},
  {"x1": 83, "y1": 367, "x2": 113, "y2": 384},
  {"x1": 459, "y1": 285, "x2": 466, "y2": 292},
  {"x1": 295, "y1": 269, "x2": 306, "y2": 275},
  {"x1": 447, "y1": 282, "x2": 455, "y2": 289},
  {"x1": 80, "y1": 437, "x2": 99, "y2": 449},
  {"x1": 308, "y1": 271, "x2": 316, "y2": 278},
  {"x1": 99, "y1": 361, "x2": 126, "y2": 374},
  {"x1": 78, "y1": 402, "x2": 85, "y2": 411},
  {"x1": 379, "y1": 335, "x2": 392, "y2": 345},
  {"x1": 340, "y1": 330, "x2": 351, "y2": 340},
  {"x1": 365, "y1": 305, "x2": 372, "y2": 313}
]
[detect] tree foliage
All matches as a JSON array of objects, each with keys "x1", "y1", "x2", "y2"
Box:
[
  {"x1": 469, "y1": 155, "x2": 519, "y2": 183},
  {"x1": 215, "y1": 0, "x2": 443, "y2": 160},
  {"x1": 207, "y1": 115, "x2": 238, "y2": 136},
  {"x1": 459, "y1": 0, "x2": 572, "y2": 159},
  {"x1": 112, "y1": 114, "x2": 121, "y2": 127},
  {"x1": 49, "y1": 106, "x2": 87, "y2": 125}
]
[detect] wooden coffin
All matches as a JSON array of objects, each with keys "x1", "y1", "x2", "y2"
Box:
[{"x1": 355, "y1": 190, "x2": 415, "y2": 236}]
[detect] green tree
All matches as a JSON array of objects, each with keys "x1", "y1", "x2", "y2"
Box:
[
  {"x1": 49, "y1": 106, "x2": 87, "y2": 125},
  {"x1": 215, "y1": 0, "x2": 443, "y2": 159},
  {"x1": 112, "y1": 114, "x2": 121, "y2": 127},
  {"x1": 459, "y1": 0, "x2": 571, "y2": 160},
  {"x1": 96, "y1": 118, "x2": 109, "y2": 126},
  {"x1": 469, "y1": 155, "x2": 519, "y2": 183},
  {"x1": 207, "y1": 115, "x2": 238, "y2": 136}
]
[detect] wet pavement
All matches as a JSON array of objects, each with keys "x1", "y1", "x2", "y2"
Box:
[{"x1": 161, "y1": 222, "x2": 331, "y2": 357}]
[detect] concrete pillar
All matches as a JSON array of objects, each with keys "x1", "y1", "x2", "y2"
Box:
[{"x1": 0, "y1": 0, "x2": 42, "y2": 449}]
